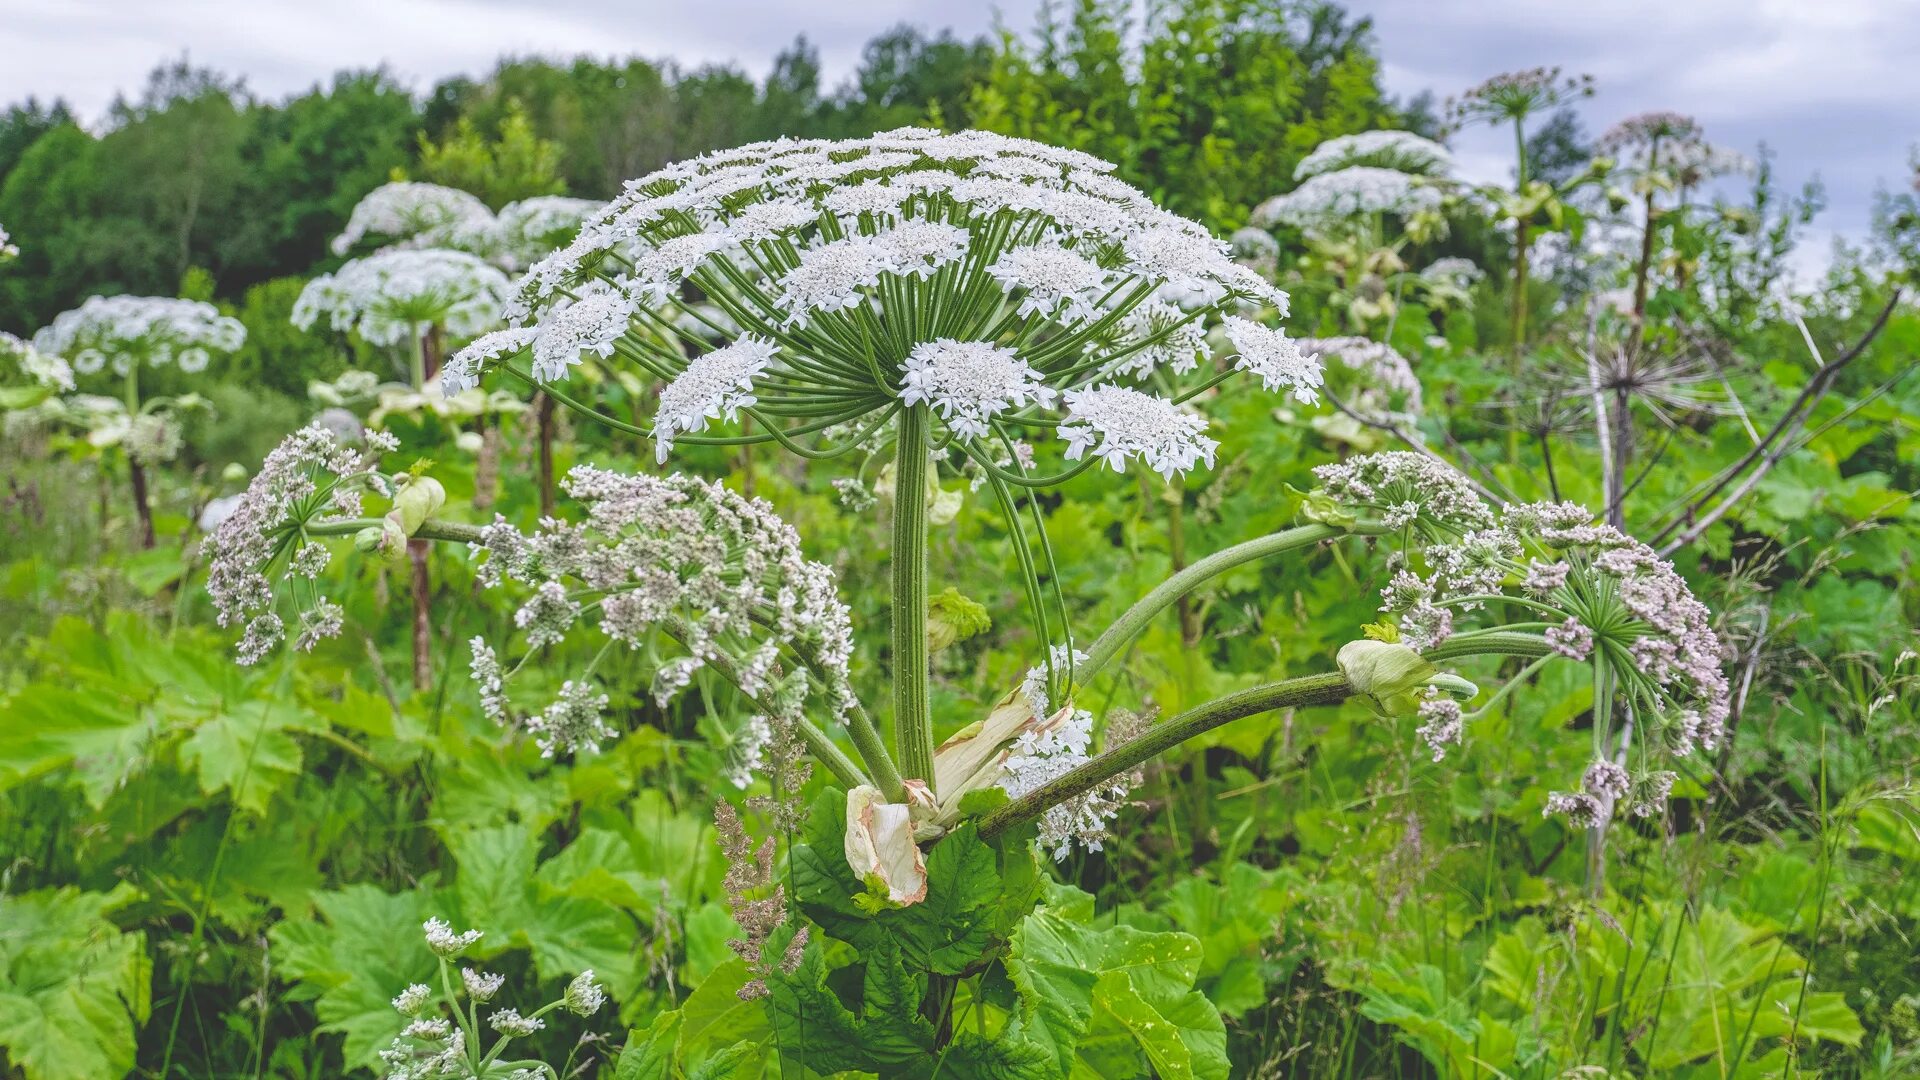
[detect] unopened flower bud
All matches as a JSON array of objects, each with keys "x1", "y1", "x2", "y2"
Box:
[
  {"x1": 390, "y1": 476, "x2": 446, "y2": 535},
  {"x1": 1337, "y1": 639, "x2": 1438, "y2": 718}
]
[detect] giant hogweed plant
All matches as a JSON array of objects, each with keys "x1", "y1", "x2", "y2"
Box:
[
  {"x1": 21, "y1": 296, "x2": 244, "y2": 548},
  {"x1": 211, "y1": 129, "x2": 1735, "y2": 1077}
]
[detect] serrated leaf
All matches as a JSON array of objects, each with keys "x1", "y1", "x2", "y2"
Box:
[
  {"x1": 177, "y1": 698, "x2": 319, "y2": 814},
  {"x1": 1007, "y1": 904, "x2": 1226, "y2": 1080},
  {"x1": 0, "y1": 886, "x2": 150, "y2": 1080}
]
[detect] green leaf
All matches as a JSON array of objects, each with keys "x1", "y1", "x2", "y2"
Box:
[
  {"x1": 0, "y1": 886, "x2": 150, "y2": 1080},
  {"x1": 765, "y1": 930, "x2": 936, "y2": 1074},
  {"x1": 268, "y1": 885, "x2": 440, "y2": 1068},
  {"x1": 612, "y1": 1011, "x2": 681, "y2": 1080},
  {"x1": 1007, "y1": 903, "x2": 1227, "y2": 1080},
  {"x1": 792, "y1": 790, "x2": 1032, "y2": 976},
  {"x1": 177, "y1": 698, "x2": 320, "y2": 814}
]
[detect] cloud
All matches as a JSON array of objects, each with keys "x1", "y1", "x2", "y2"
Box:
[{"x1": 0, "y1": 0, "x2": 1910, "y2": 246}]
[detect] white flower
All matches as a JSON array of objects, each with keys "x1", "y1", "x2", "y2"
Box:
[
  {"x1": 653, "y1": 335, "x2": 780, "y2": 461},
  {"x1": 422, "y1": 917, "x2": 482, "y2": 958},
  {"x1": 526, "y1": 680, "x2": 614, "y2": 758},
  {"x1": 493, "y1": 195, "x2": 604, "y2": 268},
  {"x1": 33, "y1": 296, "x2": 245, "y2": 374},
  {"x1": 3, "y1": 331, "x2": 75, "y2": 391},
  {"x1": 443, "y1": 327, "x2": 537, "y2": 395},
  {"x1": 563, "y1": 970, "x2": 606, "y2": 1016},
  {"x1": 1223, "y1": 318, "x2": 1323, "y2": 403},
  {"x1": 488, "y1": 1008, "x2": 545, "y2": 1037},
  {"x1": 529, "y1": 283, "x2": 637, "y2": 382},
  {"x1": 332, "y1": 181, "x2": 495, "y2": 256},
  {"x1": 878, "y1": 219, "x2": 970, "y2": 277},
  {"x1": 1251, "y1": 166, "x2": 1443, "y2": 230},
  {"x1": 460, "y1": 968, "x2": 505, "y2": 1002},
  {"x1": 899, "y1": 340, "x2": 1055, "y2": 439},
  {"x1": 484, "y1": 128, "x2": 1303, "y2": 476},
  {"x1": 1294, "y1": 130, "x2": 1452, "y2": 181},
  {"x1": 988, "y1": 245, "x2": 1110, "y2": 321},
  {"x1": 294, "y1": 249, "x2": 511, "y2": 347},
  {"x1": 1059, "y1": 385, "x2": 1218, "y2": 479},
  {"x1": 391, "y1": 983, "x2": 432, "y2": 1015},
  {"x1": 774, "y1": 235, "x2": 897, "y2": 321}
]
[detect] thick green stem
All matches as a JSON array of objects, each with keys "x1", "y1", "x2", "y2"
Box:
[
  {"x1": 305, "y1": 517, "x2": 485, "y2": 544},
  {"x1": 979, "y1": 673, "x2": 1351, "y2": 840},
  {"x1": 409, "y1": 329, "x2": 428, "y2": 391},
  {"x1": 978, "y1": 632, "x2": 1556, "y2": 841},
  {"x1": 1081, "y1": 522, "x2": 1352, "y2": 680},
  {"x1": 891, "y1": 404, "x2": 934, "y2": 784},
  {"x1": 123, "y1": 362, "x2": 155, "y2": 548}
]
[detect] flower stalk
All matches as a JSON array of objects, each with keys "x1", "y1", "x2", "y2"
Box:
[{"x1": 891, "y1": 403, "x2": 935, "y2": 784}]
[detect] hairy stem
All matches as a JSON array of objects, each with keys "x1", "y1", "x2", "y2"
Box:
[
  {"x1": 1081, "y1": 522, "x2": 1351, "y2": 680},
  {"x1": 979, "y1": 673, "x2": 1351, "y2": 840},
  {"x1": 535, "y1": 392, "x2": 557, "y2": 519},
  {"x1": 409, "y1": 539, "x2": 432, "y2": 691},
  {"x1": 123, "y1": 362, "x2": 155, "y2": 549},
  {"x1": 891, "y1": 404, "x2": 934, "y2": 784}
]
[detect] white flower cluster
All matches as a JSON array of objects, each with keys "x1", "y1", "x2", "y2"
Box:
[
  {"x1": 379, "y1": 919, "x2": 605, "y2": 1080},
  {"x1": 3, "y1": 331, "x2": 76, "y2": 392},
  {"x1": 1294, "y1": 130, "x2": 1453, "y2": 181},
  {"x1": 0, "y1": 222, "x2": 15, "y2": 261},
  {"x1": 294, "y1": 249, "x2": 511, "y2": 347},
  {"x1": 334, "y1": 183, "x2": 605, "y2": 271},
  {"x1": 204, "y1": 423, "x2": 398, "y2": 664},
  {"x1": 1302, "y1": 336, "x2": 1422, "y2": 420},
  {"x1": 332, "y1": 181, "x2": 495, "y2": 257},
  {"x1": 470, "y1": 464, "x2": 856, "y2": 759},
  {"x1": 1419, "y1": 256, "x2": 1483, "y2": 294},
  {"x1": 491, "y1": 195, "x2": 604, "y2": 267},
  {"x1": 1251, "y1": 167, "x2": 1444, "y2": 232},
  {"x1": 997, "y1": 704, "x2": 1134, "y2": 861},
  {"x1": 444, "y1": 127, "x2": 1314, "y2": 482},
  {"x1": 33, "y1": 295, "x2": 245, "y2": 377}
]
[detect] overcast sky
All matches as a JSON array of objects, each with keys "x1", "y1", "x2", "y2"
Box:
[{"x1": 2, "y1": 0, "x2": 1915, "y2": 257}]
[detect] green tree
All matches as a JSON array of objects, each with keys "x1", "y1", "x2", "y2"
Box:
[
  {"x1": 229, "y1": 69, "x2": 419, "y2": 285},
  {"x1": 970, "y1": 0, "x2": 1398, "y2": 224},
  {"x1": 413, "y1": 98, "x2": 565, "y2": 208}
]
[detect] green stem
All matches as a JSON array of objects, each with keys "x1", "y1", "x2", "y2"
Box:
[
  {"x1": 892, "y1": 404, "x2": 934, "y2": 784},
  {"x1": 977, "y1": 634, "x2": 1557, "y2": 841},
  {"x1": 1081, "y1": 522, "x2": 1356, "y2": 680},
  {"x1": 304, "y1": 517, "x2": 486, "y2": 544},
  {"x1": 409, "y1": 329, "x2": 427, "y2": 392},
  {"x1": 978, "y1": 673, "x2": 1352, "y2": 840}
]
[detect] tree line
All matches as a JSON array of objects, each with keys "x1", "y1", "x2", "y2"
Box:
[{"x1": 0, "y1": 0, "x2": 1404, "y2": 339}]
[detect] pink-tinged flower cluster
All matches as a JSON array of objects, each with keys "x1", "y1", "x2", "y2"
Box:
[
  {"x1": 469, "y1": 465, "x2": 856, "y2": 762},
  {"x1": 204, "y1": 424, "x2": 398, "y2": 664},
  {"x1": 1315, "y1": 455, "x2": 1731, "y2": 822}
]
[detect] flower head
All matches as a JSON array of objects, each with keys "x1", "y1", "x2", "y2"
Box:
[
  {"x1": 423, "y1": 917, "x2": 483, "y2": 958},
  {"x1": 3, "y1": 331, "x2": 75, "y2": 392},
  {"x1": 471, "y1": 465, "x2": 856, "y2": 758},
  {"x1": 204, "y1": 424, "x2": 399, "y2": 664},
  {"x1": 449, "y1": 128, "x2": 1310, "y2": 483},
  {"x1": 1059, "y1": 384, "x2": 1218, "y2": 479},
  {"x1": 294, "y1": 249, "x2": 510, "y2": 347},
  {"x1": 1373, "y1": 496, "x2": 1730, "y2": 820},
  {"x1": 1251, "y1": 167, "x2": 1443, "y2": 232},
  {"x1": 564, "y1": 970, "x2": 607, "y2": 1016},
  {"x1": 332, "y1": 181, "x2": 495, "y2": 256},
  {"x1": 1295, "y1": 130, "x2": 1453, "y2": 181},
  {"x1": 33, "y1": 296, "x2": 245, "y2": 377},
  {"x1": 899, "y1": 339, "x2": 1056, "y2": 438}
]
